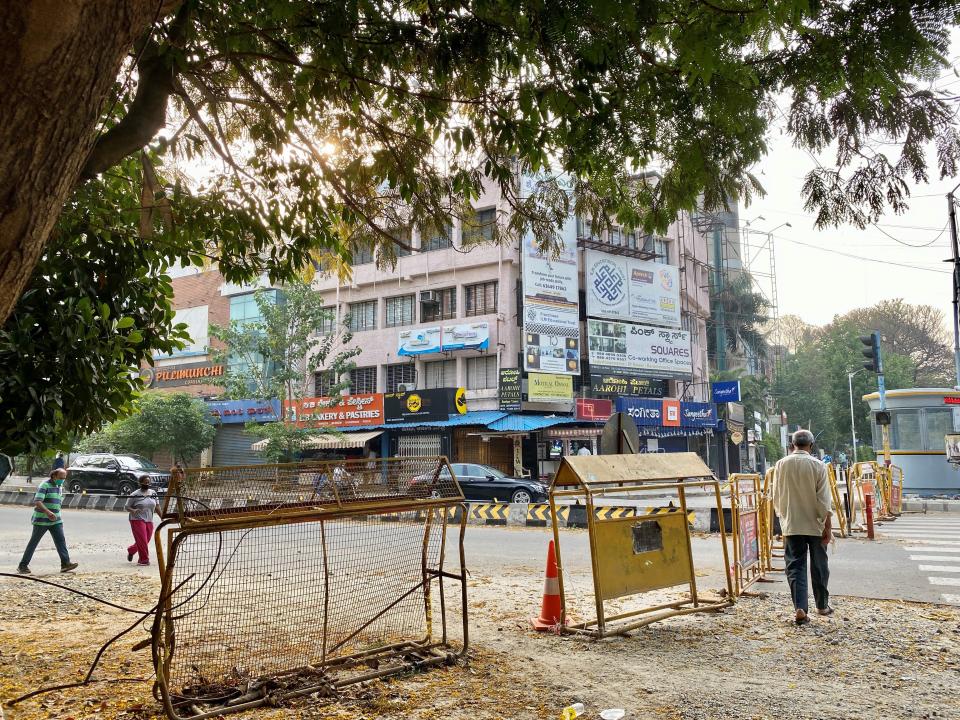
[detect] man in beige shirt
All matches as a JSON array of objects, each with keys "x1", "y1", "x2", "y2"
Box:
[{"x1": 773, "y1": 429, "x2": 833, "y2": 625}]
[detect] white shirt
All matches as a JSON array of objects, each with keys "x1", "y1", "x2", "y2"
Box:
[{"x1": 773, "y1": 450, "x2": 832, "y2": 537}]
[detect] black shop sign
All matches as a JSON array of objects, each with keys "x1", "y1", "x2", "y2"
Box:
[
  {"x1": 384, "y1": 387, "x2": 467, "y2": 424},
  {"x1": 590, "y1": 375, "x2": 666, "y2": 398},
  {"x1": 498, "y1": 369, "x2": 522, "y2": 411}
]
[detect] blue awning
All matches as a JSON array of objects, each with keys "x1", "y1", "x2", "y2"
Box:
[
  {"x1": 639, "y1": 427, "x2": 713, "y2": 438},
  {"x1": 375, "y1": 410, "x2": 509, "y2": 430},
  {"x1": 487, "y1": 414, "x2": 582, "y2": 433}
]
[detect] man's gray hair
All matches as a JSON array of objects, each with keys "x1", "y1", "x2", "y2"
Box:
[{"x1": 793, "y1": 429, "x2": 814, "y2": 448}]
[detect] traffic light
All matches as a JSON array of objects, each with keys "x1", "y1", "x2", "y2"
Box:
[{"x1": 860, "y1": 331, "x2": 882, "y2": 373}]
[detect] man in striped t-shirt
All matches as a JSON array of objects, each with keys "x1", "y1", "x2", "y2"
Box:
[{"x1": 17, "y1": 468, "x2": 78, "y2": 574}]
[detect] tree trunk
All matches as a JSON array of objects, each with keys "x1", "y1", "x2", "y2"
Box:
[{"x1": 0, "y1": 0, "x2": 159, "y2": 325}]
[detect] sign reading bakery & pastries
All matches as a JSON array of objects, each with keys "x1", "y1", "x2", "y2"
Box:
[
  {"x1": 286, "y1": 394, "x2": 384, "y2": 427},
  {"x1": 146, "y1": 361, "x2": 225, "y2": 388}
]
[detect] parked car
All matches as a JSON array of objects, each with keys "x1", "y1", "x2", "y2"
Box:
[
  {"x1": 411, "y1": 462, "x2": 549, "y2": 503},
  {"x1": 66, "y1": 454, "x2": 171, "y2": 496}
]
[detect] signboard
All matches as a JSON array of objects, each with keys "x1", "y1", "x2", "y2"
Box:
[
  {"x1": 206, "y1": 399, "x2": 281, "y2": 424},
  {"x1": 727, "y1": 402, "x2": 745, "y2": 424},
  {"x1": 286, "y1": 394, "x2": 384, "y2": 428},
  {"x1": 398, "y1": 326, "x2": 441, "y2": 356},
  {"x1": 680, "y1": 402, "x2": 717, "y2": 428},
  {"x1": 711, "y1": 380, "x2": 741, "y2": 403},
  {"x1": 144, "y1": 361, "x2": 225, "y2": 388},
  {"x1": 528, "y1": 372, "x2": 573, "y2": 403},
  {"x1": 947, "y1": 433, "x2": 960, "y2": 464},
  {"x1": 731, "y1": 430, "x2": 745, "y2": 445},
  {"x1": 441, "y1": 322, "x2": 489, "y2": 351},
  {"x1": 585, "y1": 250, "x2": 681, "y2": 327},
  {"x1": 521, "y1": 225, "x2": 581, "y2": 375},
  {"x1": 587, "y1": 319, "x2": 692, "y2": 378},
  {"x1": 662, "y1": 398, "x2": 681, "y2": 427},
  {"x1": 614, "y1": 397, "x2": 663, "y2": 426},
  {"x1": 944, "y1": 396, "x2": 960, "y2": 406},
  {"x1": 575, "y1": 398, "x2": 613, "y2": 422},
  {"x1": 590, "y1": 375, "x2": 666, "y2": 398},
  {"x1": 384, "y1": 387, "x2": 466, "y2": 424},
  {"x1": 498, "y1": 368, "x2": 522, "y2": 411},
  {"x1": 738, "y1": 510, "x2": 760, "y2": 569}
]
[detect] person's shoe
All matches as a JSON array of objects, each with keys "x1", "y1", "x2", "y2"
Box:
[
  {"x1": 137, "y1": 562, "x2": 149, "y2": 567},
  {"x1": 817, "y1": 605, "x2": 835, "y2": 616},
  {"x1": 127, "y1": 552, "x2": 134, "y2": 562},
  {"x1": 60, "y1": 562, "x2": 78, "y2": 573},
  {"x1": 794, "y1": 609, "x2": 810, "y2": 626},
  {"x1": 16, "y1": 565, "x2": 30, "y2": 574}
]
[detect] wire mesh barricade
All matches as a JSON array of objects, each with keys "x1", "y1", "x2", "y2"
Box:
[
  {"x1": 152, "y1": 457, "x2": 467, "y2": 720},
  {"x1": 726, "y1": 474, "x2": 765, "y2": 596},
  {"x1": 760, "y1": 468, "x2": 783, "y2": 572},
  {"x1": 548, "y1": 453, "x2": 733, "y2": 638}
]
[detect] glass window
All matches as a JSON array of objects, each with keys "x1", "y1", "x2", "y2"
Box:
[
  {"x1": 577, "y1": 216, "x2": 601, "y2": 242},
  {"x1": 385, "y1": 295, "x2": 415, "y2": 328},
  {"x1": 391, "y1": 228, "x2": 412, "y2": 257},
  {"x1": 642, "y1": 235, "x2": 669, "y2": 261},
  {"x1": 421, "y1": 224, "x2": 453, "y2": 252},
  {"x1": 609, "y1": 227, "x2": 622, "y2": 246},
  {"x1": 318, "y1": 306, "x2": 339, "y2": 335},
  {"x1": 347, "y1": 300, "x2": 377, "y2": 332},
  {"x1": 421, "y1": 287, "x2": 457, "y2": 322},
  {"x1": 925, "y1": 408, "x2": 955, "y2": 450},
  {"x1": 423, "y1": 359, "x2": 456, "y2": 389},
  {"x1": 466, "y1": 355, "x2": 497, "y2": 390},
  {"x1": 350, "y1": 366, "x2": 377, "y2": 394},
  {"x1": 230, "y1": 291, "x2": 277, "y2": 326},
  {"x1": 314, "y1": 370, "x2": 338, "y2": 396},
  {"x1": 625, "y1": 230, "x2": 638, "y2": 250},
  {"x1": 386, "y1": 363, "x2": 417, "y2": 393},
  {"x1": 351, "y1": 243, "x2": 374, "y2": 265},
  {"x1": 464, "y1": 281, "x2": 498, "y2": 317},
  {"x1": 462, "y1": 208, "x2": 496, "y2": 246},
  {"x1": 891, "y1": 409, "x2": 923, "y2": 450}
]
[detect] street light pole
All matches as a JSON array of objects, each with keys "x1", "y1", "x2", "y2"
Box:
[
  {"x1": 848, "y1": 368, "x2": 866, "y2": 462},
  {"x1": 947, "y1": 188, "x2": 960, "y2": 388}
]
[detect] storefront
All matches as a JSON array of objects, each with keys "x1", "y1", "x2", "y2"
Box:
[{"x1": 206, "y1": 398, "x2": 281, "y2": 466}]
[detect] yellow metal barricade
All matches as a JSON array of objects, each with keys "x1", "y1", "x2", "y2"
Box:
[
  {"x1": 826, "y1": 464, "x2": 848, "y2": 537},
  {"x1": 548, "y1": 453, "x2": 734, "y2": 638},
  {"x1": 849, "y1": 461, "x2": 882, "y2": 528},
  {"x1": 726, "y1": 473, "x2": 765, "y2": 596},
  {"x1": 760, "y1": 468, "x2": 783, "y2": 572},
  {"x1": 889, "y1": 465, "x2": 905, "y2": 515}
]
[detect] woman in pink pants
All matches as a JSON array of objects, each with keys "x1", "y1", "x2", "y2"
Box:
[{"x1": 124, "y1": 476, "x2": 159, "y2": 566}]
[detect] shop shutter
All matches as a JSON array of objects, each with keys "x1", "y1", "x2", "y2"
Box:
[
  {"x1": 397, "y1": 434, "x2": 442, "y2": 457},
  {"x1": 213, "y1": 425, "x2": 265, "y2": 467}
]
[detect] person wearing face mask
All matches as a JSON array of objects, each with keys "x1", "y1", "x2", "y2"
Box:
[
  {"x1": 17, "y1": 468, "x2": 78, "y2": 574},
  {"x1": 124, "y1": 475, "x2": 159, "y2": 566}
]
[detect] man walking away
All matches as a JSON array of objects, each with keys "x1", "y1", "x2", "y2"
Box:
[
  {"x1": 773, "y1": 429, "x2": 832, "y2": 625},
  {"x1": 17, "y1": 468, "x2": 78, "y2": 574}
]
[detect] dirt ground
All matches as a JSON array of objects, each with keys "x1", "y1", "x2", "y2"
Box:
[{"x1": 2, "y1": 565, "x2": 960, "y2": 720}]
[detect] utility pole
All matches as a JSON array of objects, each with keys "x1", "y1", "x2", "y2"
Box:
[
  {"x1": 947, "y1": 189, "x2": 960, "y2": 389},
  {"x1": 848, "y1": 368, "x2": 866, "y2": 462},
  {"x1": 712, "y1": 226, "x2": 727, "y2": 372}
]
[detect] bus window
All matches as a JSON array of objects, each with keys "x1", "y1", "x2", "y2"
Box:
[
  {"x1": 891, "y1": 409, "x2": 922, "y2": 450},
  {"x1": 924, "y1": 408, "x2": 955, "y2": 450}
]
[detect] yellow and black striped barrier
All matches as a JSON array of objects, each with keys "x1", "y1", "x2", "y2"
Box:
[
  {"x1": 639, "y1": 506, "x2": 696, "y2": 526},
  {"x1": 595, "y1": 506, "x2": 636, "y2": 520},
  {"x1": 470, "y1": 502, "x2": 510, "y2": 524},
  {"x1": 525, "y1": 504, "x2": 570, "y2": 526}
]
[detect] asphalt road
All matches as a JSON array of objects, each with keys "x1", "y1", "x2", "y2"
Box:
[{"x1": 0, "y1": 506, "x2": 952, "y2": 605}]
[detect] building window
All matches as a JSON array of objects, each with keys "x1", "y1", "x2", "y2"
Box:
[
  {"x1": 466, "y1": 356, "x2": 497, "y2": 390},
  {"x1": 351, "y1": 243, "x2": 375, "y2": 266},
  {"x1": 462, "y1": 208, "x2": 496, "y2": 246},
  {"x1": 464, "y1": 281, "x2": 498, "y2": 317},
  {"x1": 421, "y1": 223, "x2": 453, "y2": 252},
  {"x1": 318, "y1": 306, "x2": 339, "y2": 335},
  {"x1": 609, "y1": 227, "x2": 622, "y2": 246},
  {"x1": 423, "y1": 359, "x2": 456, "y2": 389},
  {"x1": 625, "y1": 230, "x2": 638, "y2": 250},
  {"x1": 643, "y1": 235, "x2": 669, "y2": 261},
  {"x1": 230, "y1": 291, "x2": 278, "y2": 326},
  {"x1": 386, "y1": 363, "x2": 417, "y2": 393},
  {"x1": 350, "y1": 366, "x2": 377, "y2": 394},
  {"x1": 314, "y1": 370, "x2": 338, "y2": 397},
  {"x1": 391, "y1": 228, "x2": 412, "y2": 257},
  {"x1": 385, "y1": 295, "x2": 415, "y2": 328},
  {"x1": 347, "y1": 300, "x2": 377, "y2": 332},
  {"x1": 577, "y1": 216, "x2": 601, "y2": 242},
  {"x1": 681, "y1": 312, "x2": 700, "y2": 345},
  {"x1": 421, "y1": 287, "x2": 457, "y2": 322}
]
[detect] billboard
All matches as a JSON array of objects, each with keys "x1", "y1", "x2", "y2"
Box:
[
  {"x1": 441, "y1": 322, "x2": 489, "y2": 351},
  {"x1": 587, "y1": 319, "x2": 692, "y2": 379},
  {"x1": 398, "y1": 326, "x2": 442, "y2": 356},
  {"x1": 521, "y1": 224, "x2": 581, "y2": 375},
  {"x1": 585, "y1": 250, "x2": 681, "y2": 328},
  {"x1": 528, "y1": 372, "x2": 573, "y2": 403},
  {"x1": 286, "y1": 394, "x2": 384, "y2": 428},
  {"x1": 384, "y1": 387, "x2": 466, "y2": 424},
  {"x1": 590, "y1": 375, "x2": 666, "y2": 398},
  {"x1": 498, "y1": 368, "x2": 522, "y2": 411}
]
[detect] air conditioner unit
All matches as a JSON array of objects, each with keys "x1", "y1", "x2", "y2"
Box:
[
  {"x1": 397, "y1": 382, "x2": 417, "y2": 393},
  {"x1": 419, "y1": 290, "x2": 439, "y2": 304}
]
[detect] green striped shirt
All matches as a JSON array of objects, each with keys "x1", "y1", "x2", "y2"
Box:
[{"x1": 32, "y1": 480, "x2": 64, "y2": 526}]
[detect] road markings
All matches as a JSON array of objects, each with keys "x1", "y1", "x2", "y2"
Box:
[
  {"x1": 880, "y1": 533, "x2": 960, "y2": 540},
  {"x1": 928, "y1": 576, "x2": 960, "y2": 586},
  {"x1": 941, "y1": 593, "x2": 960, "y2": 604},
  {"x1": 918, "y1": 565, "x2": 960, "y2": 572},
  {"x1": 905, "y1": 546, "x2": 960, "y2": 552},
  {"x1": 902, "y1": 540, "x2": 960, "y2": 547},
  {"x1": 909, "y1": 555, "x2": 960, "y2": 562},
  {"x1": 881, "y1": 519, "x2": 960, "y2": 604}
]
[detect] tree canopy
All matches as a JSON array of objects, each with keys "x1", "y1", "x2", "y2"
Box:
[{"x1": 3, "y1": 0, "x2": 960, "y2": 454}]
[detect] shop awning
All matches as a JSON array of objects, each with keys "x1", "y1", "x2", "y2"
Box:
[
  {"x1": 637, "y1": 427, "x2": 713, "y2": 438},
  {"x1": 251, "y1": 430, "x2": 382, "y2": 452},
  {"x1": 379, "y1": 410, "x2": 508, "y2": 430},
  {"x1": 487, "y1": 414, "x2": 583, "y2": 433}
]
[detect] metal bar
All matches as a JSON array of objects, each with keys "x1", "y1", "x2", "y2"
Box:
[
  {"x1": 678, "y1": 484, "x2": 699, "y2": 606},
  {"x1": 549, "y1": 485, "x2": 568, "y2": 626},
  {"x1": 458, "y1": 505, "x2": 469, "y2": 656},
  {"x1": 713, "y1": 482, "x2": 735, "y2": 601},
  {"x1": 320, "y1": 520, "x2": 330, "y2": 663},
  {"x1": 584, "y1": 486, "x2": 606, "y2": 635}
]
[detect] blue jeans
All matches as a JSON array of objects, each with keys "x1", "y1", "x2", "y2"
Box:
[
  {"x1": 784, "y1": 535, "x2": 830, "y2": 614},
  {"x1": 19, "y1": 522, "x2": 71, "y2": 568}
]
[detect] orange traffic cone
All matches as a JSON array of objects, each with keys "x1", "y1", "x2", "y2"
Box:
[{"x1": 531, "y1": 539, "x2": 568, "y2": 631}]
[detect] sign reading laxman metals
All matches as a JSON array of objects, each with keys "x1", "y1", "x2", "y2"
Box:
[
  {"x1": 286, "y1": 394, "x2": 384, "y2": 428},
  {"x1": 587, "y1": 320, "x2": 692, "y2": 379},
  {"x1": 585, "y1": 250, "x2": 681, "y2": 328}
]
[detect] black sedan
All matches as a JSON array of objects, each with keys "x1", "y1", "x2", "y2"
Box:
[
  {"x1": 412, "y1": 462, "x2": 548, "y2": 503},
  {"x1": 66, "y1": 453, "x2": 171, "y2": 495}
]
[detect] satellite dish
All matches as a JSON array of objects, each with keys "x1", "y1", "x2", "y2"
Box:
[{"x1": 600, "y1": 412, "x2": 640, "y2": 455}]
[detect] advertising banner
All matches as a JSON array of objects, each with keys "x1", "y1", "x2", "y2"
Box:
[
  {"x1": 286, "y1": 394, "x2": 384, "y2": 428},
  {"x1": 662, "y1": 399, "x2": 681, "y2": 427},
  {"x1": 522, "y1": 224, "x2": 581, "y2": 375},
  {"x1": 384, "y1": 387, "x2": 467, "y2": 424},
  {"x1": 441, "y1": 322, "x2": 489, "y2": 351},
  {"x1": 575, "y1": 398, "x2": 613, "y2": 421},
  {"x1": 587, "y1": 319, "x2": 692, "y2": 378},
  {"x1": 398, "y1": 326, "x2": 442, "y2": 356},
  {"x1": 143, "y1": 360, "x2": 225, "y2": 389},
  {"x1": 585, "y1": 250, "x2": 681, "y2": 328},
  {"x1": 711, "y1": 380, "x2": 741, "y2": 403},
  {"x1": 528, "y1": 372, "x2": 573, "y2": 403},
  {"x1": 613, "y1": 397, "x2": 663, "y2": 426},
  {"x1": 498, "y1": 368, "x2": 522, "y2": 411},
  {"x1": 206, "y1": 399, "x2": 281, "y2": 424},
  {"x1": 680, "y1": 402, "x2": 717, "y2": 428},
  {"x1": 738, "y1": 510, "x2": 760, "y2": 569},
  {"x1": 590, "y1": 375, "x2": 666, "y2": 398}
]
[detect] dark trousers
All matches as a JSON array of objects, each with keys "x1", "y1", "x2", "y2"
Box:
[
  {"x1": 19, "y1": 523, "x2": 71, "y2": 568},
  {"x1": 784, "y1": 535, "x2": 829, "y2": 614}
]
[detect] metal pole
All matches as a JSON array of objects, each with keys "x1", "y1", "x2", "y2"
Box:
[
  {"x1": 713, "y1": 227, "x2": 727, "y2": 372},
  {"x1": 948, "y1": 192, "x2": 960, "y2": 388},
  {"x1": 848, "y1": 371, "x2": 859, "y2": 463}
]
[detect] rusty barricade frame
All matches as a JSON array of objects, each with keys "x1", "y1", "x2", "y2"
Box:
[
  {"x1": 725, "y1": 473, "x2": 766, "y2": 596},
  {"x1": 548, "y1": 453, "x2": 734, "y2": 638},
  {"x1": 849, "y1": 461, "x2": 885, "y2": 527},
  {"x1": 151, "y1": 456, "x2": 468, "y2": 720},
  {"x1": 760, "y1": 468, "x2": 784, "y2": 572},
  {"x1": 826, "y1": 463, "x2": 849, "y2": 537}
]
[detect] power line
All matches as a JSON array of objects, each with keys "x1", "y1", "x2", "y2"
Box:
[{"x1": 773, "y1": 234, "x2": 952, "y2": 274}]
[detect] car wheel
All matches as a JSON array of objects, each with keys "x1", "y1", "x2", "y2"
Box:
[
  {"x1": 511, "y1": 489, "x2": 532, "y2": 504},
  {"x1": 118, "y1": 479, "x2": 136, "y2": 496},
  {"x1": 68, "y1": 480, "x2": 84, "y2": 494}
]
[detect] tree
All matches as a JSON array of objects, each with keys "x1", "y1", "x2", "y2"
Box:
[
  {"x1": 4, "y1": 1, "x2": 960, "y2": 453},
  {"x1": 210, "y1": 282, "x2": 359, "y2": 461},
  {"x1": 78, "y1": 392, "x2": 216, "y2": 464},
  {"x1": 708, "y1": 273, "x2": 771, "y2": 361},
  {"x1": 776, "y1": 315, "x2": 818, "y2": 355}
]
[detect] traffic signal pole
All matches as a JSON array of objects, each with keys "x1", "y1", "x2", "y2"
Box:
[
  {"x1": 861, "y1": 330, "x2": 891, "y2": 467},
  {"x1": 947, "y1": 189, "x2": 960, "y2": 389}
]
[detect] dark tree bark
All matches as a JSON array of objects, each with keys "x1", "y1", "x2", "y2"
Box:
[{"x1": 0, "y1": 0, "x2": 161, "y2": 325}]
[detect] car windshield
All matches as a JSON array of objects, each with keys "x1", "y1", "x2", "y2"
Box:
[
  {"x1": 116, "y1": 455, "x2": 158, "y2": 470},
  {"x1": 483, "y1": 466, "x2": 507, "y2": 479}
]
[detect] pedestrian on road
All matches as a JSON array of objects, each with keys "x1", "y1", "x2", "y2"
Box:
[
  {"x1": 773, "y1": 428, "x2": 833, "y2": 625},
  {"x1": 125, "y1": 475, "x2": 159, "y2": 566},
  {"x1": 52, "y1": 451, "x2": 65, "y2": 471},
  {"x1": 17, "y1": 468, "x2": 78, "y2": 574}
]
